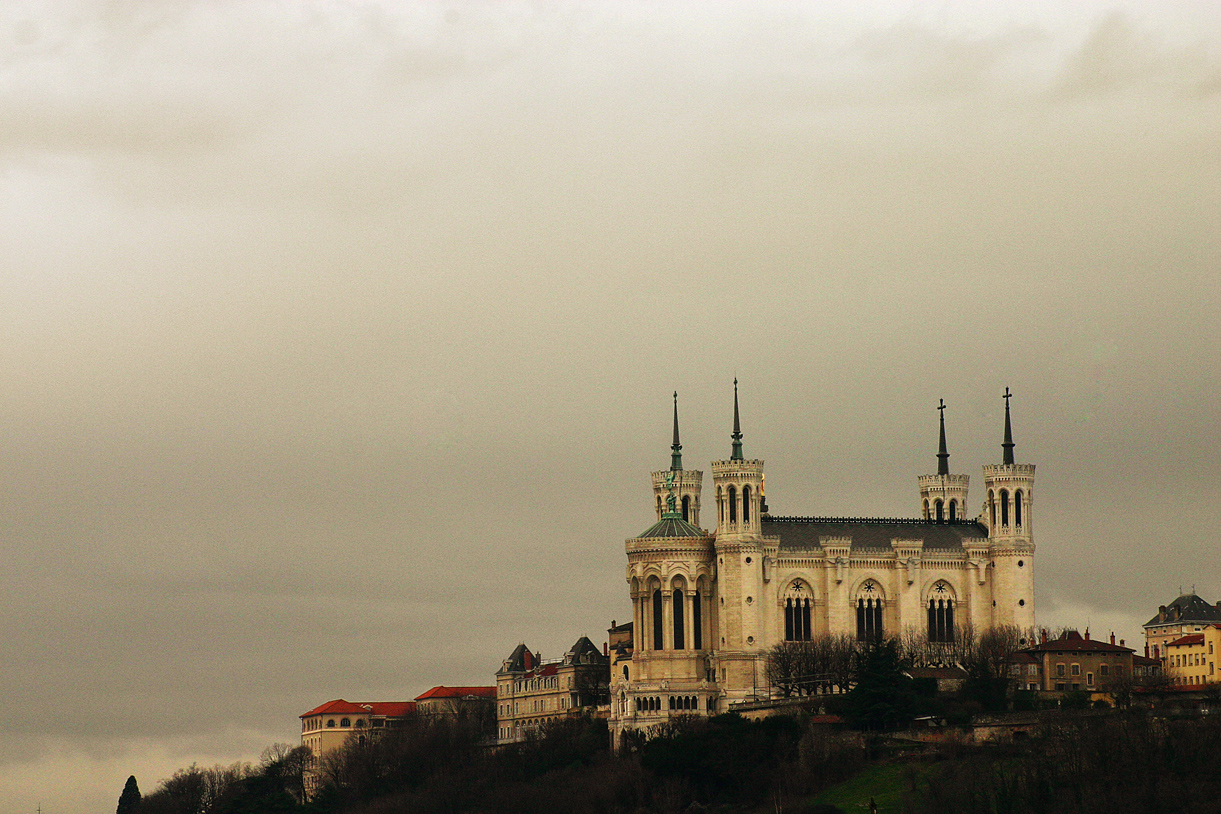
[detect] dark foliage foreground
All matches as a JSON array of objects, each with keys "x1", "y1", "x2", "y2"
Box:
[
  {"x1": 129, "y1": 709, "x2": 1221, "y2": 814},
  {"x1": 129, "y1": 711, "x2": 865, "y2": 814},
  {"x1": 914, "y1": 713, "x2": 1221, "y2": 814}
]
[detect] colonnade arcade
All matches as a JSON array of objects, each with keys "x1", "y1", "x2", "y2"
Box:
[{"x1": 630, "y1": 574, "x2": 711, "y2": 652}]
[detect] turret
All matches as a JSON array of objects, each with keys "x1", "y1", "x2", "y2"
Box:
[
  {"x1": 711, "y1": 380, "x2": 766, "y2": 680},
  {"x1": 651, "y1": 392, "x2": 703, "y2": 525},
  {"x1": 982, "y1": 388, "x2": 1035, "y2": 540},
  {"x1": 983, "y1": 387, "x2": 1036, "y2": 628},
  {"x1": 918, "y1": 399, "x2": 969, "y2": 522},
  {"x1": 711, "y1": 380, "x2": 764, "y2": 537}
]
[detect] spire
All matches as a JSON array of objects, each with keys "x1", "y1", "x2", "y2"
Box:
[
  {"x1": 670, "y1": 391, "x2": 683, "y2": 471},
  {"x1": 730, "y1": 378, "x2": 743, "y2": 460},
  {"x1": 937, "y1": 398, "x2": 949, "y2": 476},
  {"x1": 1002, "y1": 387, "x2": 1015, "y2": 465}
]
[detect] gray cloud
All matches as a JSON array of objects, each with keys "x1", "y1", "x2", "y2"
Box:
[{"x1": 1, "y1": 3, "x2": 1219, "y2": 812}]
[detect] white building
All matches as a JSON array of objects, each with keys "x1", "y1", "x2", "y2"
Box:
[{"x1": 610, "y1": 385, "x2": 1036, "y2": 743}]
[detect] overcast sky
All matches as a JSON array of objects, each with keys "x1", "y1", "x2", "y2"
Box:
[{"x1": 2, "y1": 2, "x2": 1219, "y2": 811}]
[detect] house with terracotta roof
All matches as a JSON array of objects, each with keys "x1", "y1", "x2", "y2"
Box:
[
  {"x1": 1015, "y1": 629, "x2": 1138, "y2": 694},
  {"x1": 413, "y1": 685, "x2": 497, "y2": 716},
  {"x1": 298, "y1": 698, "x2": 418, "y2": 793},
  {"x1": 299, "y1": 699, "x2": 417, "y2": 758},
  {"x1": 1163, "y1": 625, "x2": 1221, "y2": 687}
]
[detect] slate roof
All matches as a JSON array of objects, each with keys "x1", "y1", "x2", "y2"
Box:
[
  {"x1": 502, "y1": 643, "x2": 536, "y2": 673},
  {"x1": 1144, "y1": 594, "x2": 1221, "y2": 627},
  {"x1": 566, "y1": 635, "x2": 607, "y2": 663},
  {"x1": 636, "y1": 515, "x2": 708, "y2": 540},
  {"x1": 762, "y1": 517, "x2": 989, "y2": 552}
]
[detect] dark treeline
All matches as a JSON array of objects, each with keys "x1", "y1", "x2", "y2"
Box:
[
  {"x1": 914, "y1": 713, "x2": 1221, "y2": 814},
  {"x1": 126, "y1": 709, "x2": 865, "y2": 814},
  {"x1": 125, "y1": 707, "x2": 1221, "y2": 814}
]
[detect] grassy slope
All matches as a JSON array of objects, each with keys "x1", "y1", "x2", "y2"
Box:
[{"x1": 806, "y1": 761, "x2": 921, "y2": 814}]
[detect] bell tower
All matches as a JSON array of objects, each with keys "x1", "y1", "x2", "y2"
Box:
[
  {"x1": 651, "y1": 392, "x2": 703, "y2": 525},
  {"x1": 983, "y1": 388, "x2": 1036, "y2": 629},
  {"x1": 918, "y1": 398, "x2": 970, "y2": 522},
  {"x1": 711, "y1": 380, "x2": 767, "y2": 698}
]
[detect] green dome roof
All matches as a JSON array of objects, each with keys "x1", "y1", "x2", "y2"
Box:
[{"x1": 636, "y1": 515, "x2": 707, "y2": 539}]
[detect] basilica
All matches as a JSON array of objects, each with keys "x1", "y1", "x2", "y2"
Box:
[{"x1": 609, "y1": 384, "x2": 1036, "y2": 742}]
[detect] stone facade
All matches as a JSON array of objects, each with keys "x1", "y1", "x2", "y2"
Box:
[
  {"x1": 610, "y1": 387, "x2": 1037, "y2": 744},
  {"x1": 1164, "y1": 625, "x2": 1221, "y2": 687},
  {"x1": 1143, "y1": 592, "x2": 1221, "y2": 660},
  {"x1": 496, "y1": 637, "x2": 609, "y2": 744}
]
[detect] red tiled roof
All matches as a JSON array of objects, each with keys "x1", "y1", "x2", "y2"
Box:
[
  {"x1": 1168, "y1": 634, "x2": 1206, "y2": 647},
  {"x1": 366, "y1": 701, "x2": 417, "y2": 717},
  {"x1": 415, "y1": 685, "x2": 496, "y2": 700},
  {"x1": 1025, "y1": 630, "x2": 1133, "y2": 654},
  {"x1": 300, "y1": 699, "x2": 417, "y2": 718},
  {"x1": 808, "y1": 715, "x2": 844, "y2": 725},
  {"x1": 300, "y1": 699, "x2": 367, "y2": 717},
  {"x1": 515, "y1": 663, "x2": 560, "y2": 679}
]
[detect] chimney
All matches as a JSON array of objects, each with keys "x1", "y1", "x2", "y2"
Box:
[
  {"x1": 1145, "y1": 643, "x2": 1150, "y2": 658},
  {"x1": 1041, "y1": 628, "x2": 1048, "y2": 644},
  {"x1": 1120, "y1": 639, "x2": 1125, "y2": 647},
  {"x1": 1160, "y1": 606, "x2": 1167, "y2": 622},
  {"x1": 1085, "y1": 629, "x2": 1090, "y2": 641},
  {"x1": 603, "y1": 642, "x2": 608, "y2": 656},
  {"x1": 1110, "y1": 632, "x2": 1116, "y2": 645}
]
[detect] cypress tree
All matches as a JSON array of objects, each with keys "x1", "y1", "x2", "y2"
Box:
[{"x1": 117, "y1": 775, "x2": 141, "y2": 814}]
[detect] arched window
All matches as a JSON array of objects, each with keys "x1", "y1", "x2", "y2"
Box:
[
  {"x1": 653, "y1": 587, "x2": 664, "y2": 650},
  {"x1": 1000, "y1": 489, "x2": 1010, "y2": 527},
  {"x1": 728, "y1": 485, "x2": 737, "y2": 523},
  {"x1": 927, "y1": 582, "x2": 956, "y2": 643},
  {"x1": 855, "y1": 581, "x2": 883, "y2": 642},
  {"x1": 716, "y1": 486, "x2": 723, "y2": 522},
  {"x1": 923, "y1": 499, "x2": 930, "y2": 520},
  {"x1": 948, "y1": 500, "x2": 957, "y2": 522},
  {"x1": 784, "y1": 580, "x2": 813, "y2": 641},
  {"x1": 681, "y1": 495, "x2": 691, "y2": 522},
  {"x1": 934, "y1": 499, "x2": 944, "y2": 523},
  {"x1": 742, "y1": 485, "x2": 751, "y2": 523},
  {"x1": 1014, "y1": 489, "x2": 1023, "y2": 527},
  {"x1": 692, "y1": 585, "x2": 703, "y2": 650},
  {"x1": 989, "y1": 490, "x2": 996, "y2": 528},
  {"x1": 673, "y1": 587, "x2": 685, "y2": 650},
  {"x1": 340, "y1": 718, "x2": 351, "y2": 728},
  {"x1": 656, "y1": 495, "x2": 662, "y2": 518},
  {"x1": 327, "y1": 719, "x2": 336, "y2": 728}
]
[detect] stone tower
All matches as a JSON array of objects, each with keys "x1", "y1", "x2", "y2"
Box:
[
  {"x1": 983, "y1": 388, "x2": 1036, "y2": 629},
  {"x1": 710, "y1": 380, "x2": 767, "y2": 698},
  {"x1": 651, "y1": 393, "x2": 703, "y2": 526},
  {"x1": 918, "y1": 399, "x2": 970, "y2": 522}
]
